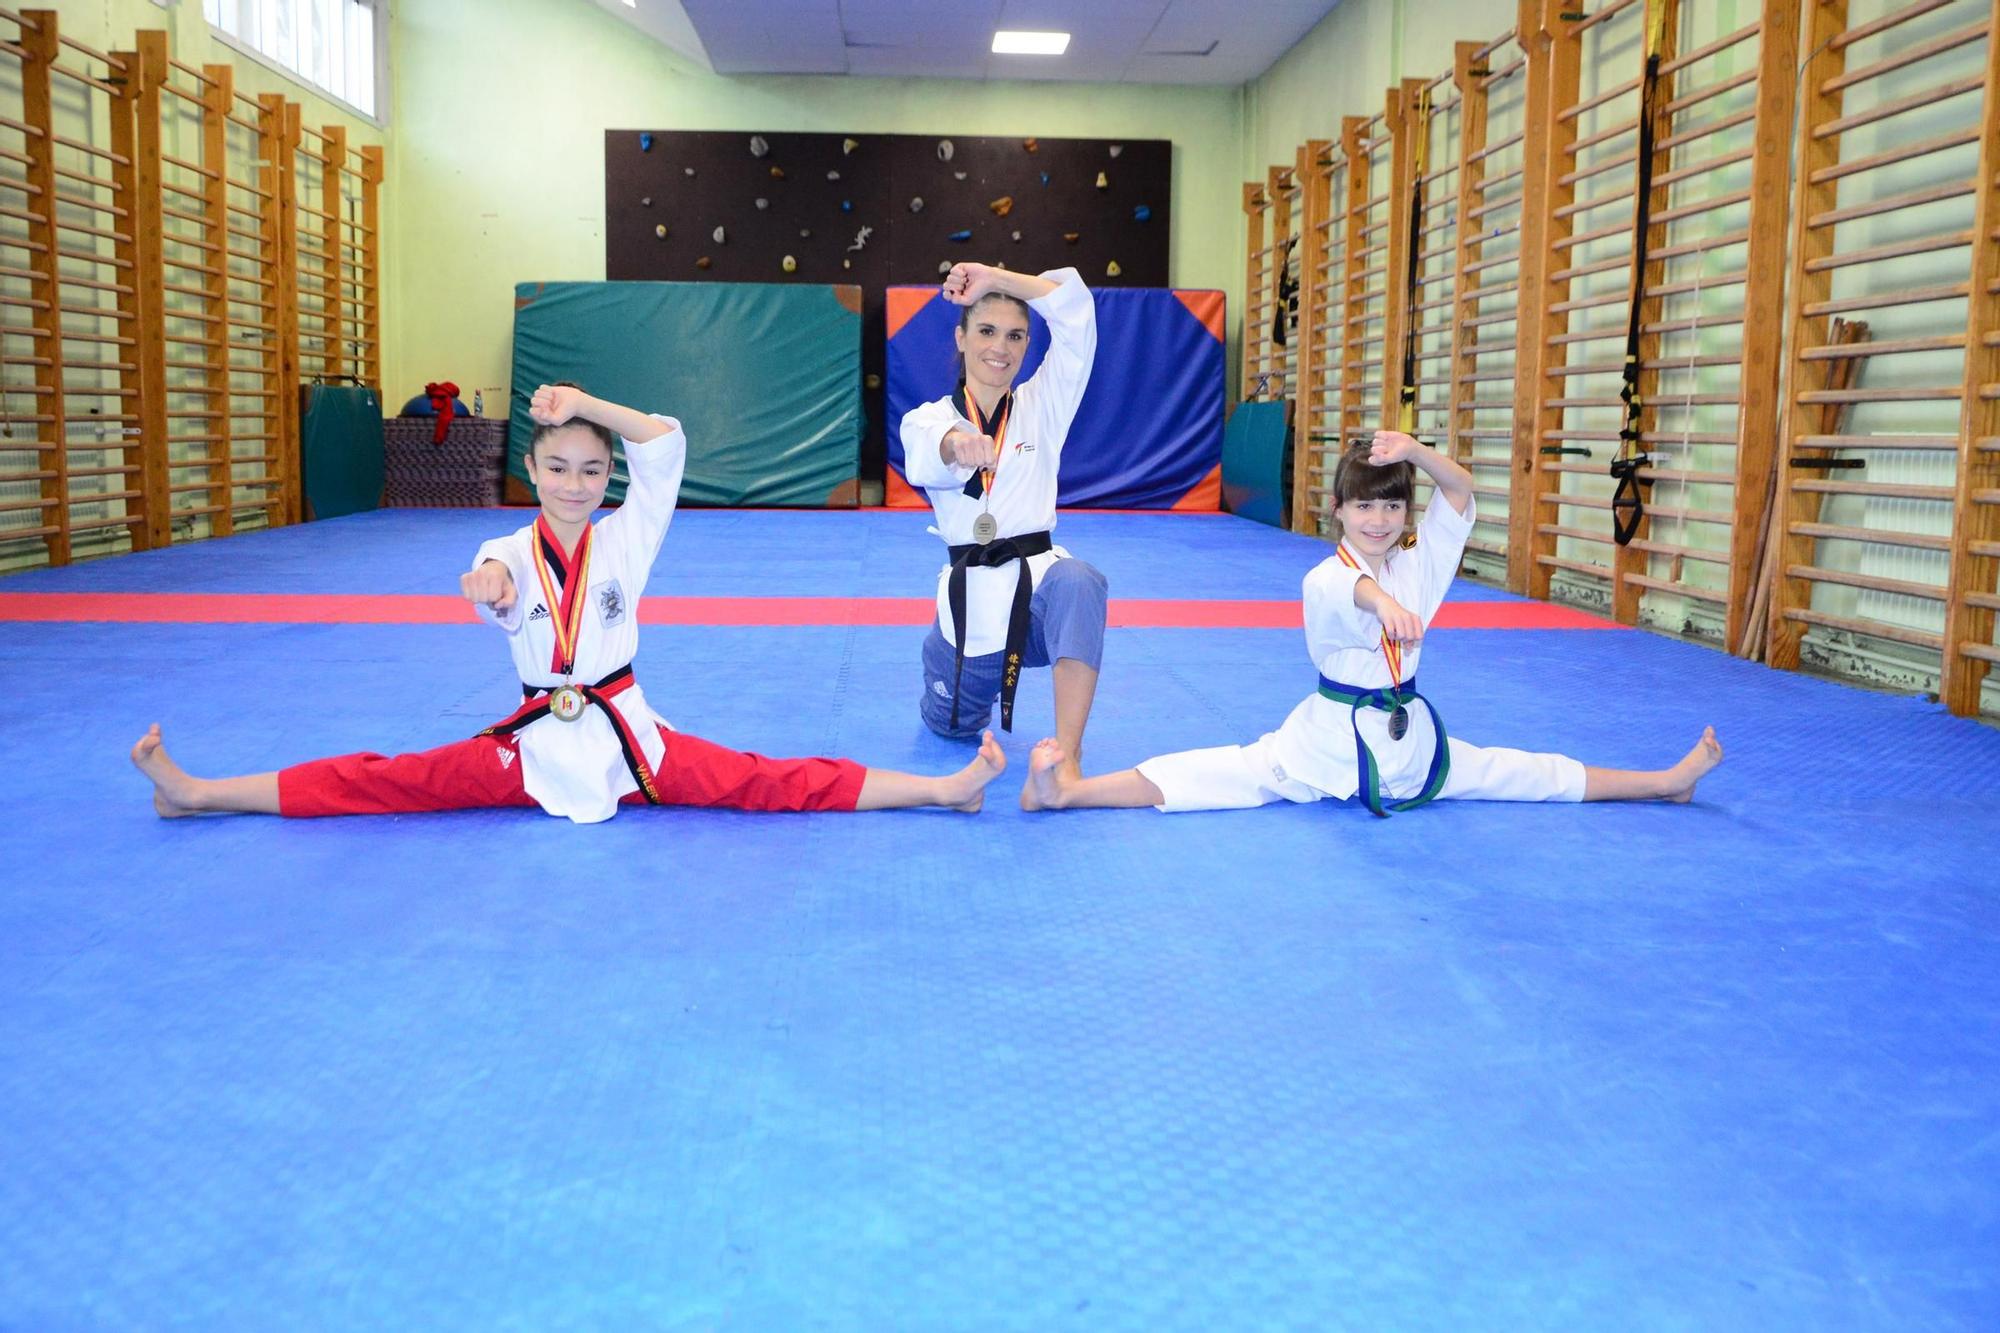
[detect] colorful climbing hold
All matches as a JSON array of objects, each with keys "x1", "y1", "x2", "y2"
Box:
[
  {"x1": 1063, "y1": 232, "x2": 1080, "y2": 245},
  {"x1": 948, "y1": 229, "x2": 972, "y2": 243},
  {"x1": 713, "y1": 225, "x2": 726, "y2": 244},
  {"x1": 783, "y1": 255, "x2": 797, "y2": 273},
  {"x1": 909, "y1": 197, "x2": 924, "y2": 213},
  {"x1": 989, "y1": 196, "x2": 1014, "y2": 217},
  {"x1": 1096, "y1": 171, "x2": 1109, "y2": 190},
  {"x1": 937, "y1": 139, "x2": 954, "y2": 162},
  {"x1": 1023, "y1": 138, "x2": 1038, "y2": 153},
  {"x1": 1133, "y1": 204, "x2": 1152, "y2": 222},
  {"x1": 769, "y1": 165, "x2": 785, "y2": 179},
  {"x1": 639, "y1": 132, "x2": 653, "y2": 151},
  {"x1": 749, "y1": 135, "x2": 769, "y2": 157},
  {"x1": 654, "y1": 223, "x2": 667, "y2": 239},
  {"x1": 697, "y1": 256, "x2": 711, "y2": 269},
  {"x1": 1106, "y1": 260, "x2": 1122, "y2": 277},
  {"x1": 843, "y1": 138, "x2": 860, "y2": 155}
]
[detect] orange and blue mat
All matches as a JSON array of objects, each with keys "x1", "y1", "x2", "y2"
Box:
[{"x1": 2, "y1": 508, "x2": 1996, "y2": 1327}]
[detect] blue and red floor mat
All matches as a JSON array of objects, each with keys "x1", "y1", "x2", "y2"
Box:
[{"x1": 1, "y1": 509, "x2": 1996, "y2": 1329}]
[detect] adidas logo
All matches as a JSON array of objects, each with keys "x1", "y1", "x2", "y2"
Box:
[
  {"x1": 497, "y1": 746, "x2": 516, "y2": 770},
  {"x1": 528, "y1": 604, "x2": 550, "y2": 621}
]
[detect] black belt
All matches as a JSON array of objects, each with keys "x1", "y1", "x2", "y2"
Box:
[{"x1": 944, "y1": 529, "x2": 1053, "y2": 732}]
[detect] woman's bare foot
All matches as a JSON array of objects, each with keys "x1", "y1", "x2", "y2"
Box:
[
  {"x1": 944, "y1": 730, "x2": 1007, "y2": 812},
  {"x1": 1662, "y1": 726, "x2": 1723, "y2": 803},
  {"x1": 131, "y1": 724, "x2": 203, "y2": 817},
  {"x1": 1020, "y1": 737, "x2": 1072, "y2": 811}
]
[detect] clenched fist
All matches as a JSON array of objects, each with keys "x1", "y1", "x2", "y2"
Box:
[
  {"x1": 461, "y1": 559, "x2": 517, "y2": 613},
  {"x1": 943, "y1": 428, "x2": 1000, "y2": 469}
]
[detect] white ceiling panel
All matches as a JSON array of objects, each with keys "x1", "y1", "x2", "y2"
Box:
[{"x1": 593, "y1": 0, "x2": 1343, "y2": 84}]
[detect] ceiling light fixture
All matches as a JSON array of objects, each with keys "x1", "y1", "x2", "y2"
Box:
[{"x1": 992, "y1": 31, "x2": 1070, "y2": 56}]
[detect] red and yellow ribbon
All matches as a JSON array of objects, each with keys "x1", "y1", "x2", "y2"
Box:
[
  {"x1": 1335, "y1": 542, "x2": 1405, "y2": 691},
  {"x1": 531, "y1": 516, "x2": 594, "y2": 675},
  {"x1": 966, "y1": 390, "x2": 1012, "y2": 495}
]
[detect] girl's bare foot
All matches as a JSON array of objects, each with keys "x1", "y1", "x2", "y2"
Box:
[
  {"x1": 946, "y1": 730, "x2": 1007, "y2": 812},
  {"x1": 1020, "y1": 737, "x2": 1072, "y2": 811},
  {"x1": 131, "y1": 724, "x2": 202, "y2": 817},
  {"x1": 1663, "y1": 726, "x2": 1723, "y2": 803}
]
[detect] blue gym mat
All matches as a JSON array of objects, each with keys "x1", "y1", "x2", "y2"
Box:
[{"x1": 1, "y1": 510, "x2": 1996, "y2": 1330}]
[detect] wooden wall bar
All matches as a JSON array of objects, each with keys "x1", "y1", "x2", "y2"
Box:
[
  {"x1": 1246, "y1": 0, "x2": 2000, "y2": 717},
  {"x1": 0, "y1": 11, "x2": 382, "y2": 569}
]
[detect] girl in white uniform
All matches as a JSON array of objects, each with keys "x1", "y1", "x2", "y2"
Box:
[
  {"x1": 900, "y1": 262, "x2": 1108, "y2": 805},
  {"x1": 1023, "y1": 433, "x2": 1723, "y2": 815},
  {"x1": 132, "y1": 385, "x2": 1008, "y2": 822}
]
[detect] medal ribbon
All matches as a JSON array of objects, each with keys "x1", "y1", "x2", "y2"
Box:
[
  {"x1": 1335, "y1": 541, "x2": 1406, "y2": 701},
  {"x1": 960, "y1": 387, "x2": 1011, "y2": 501},
  {"x1": 531, "y1": 516, "x2": 594, "y2": 675}
]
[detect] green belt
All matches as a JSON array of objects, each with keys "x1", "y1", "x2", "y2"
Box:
[{"x1": 1316, "y1": 674, "x2": 1451, "y2": 816}]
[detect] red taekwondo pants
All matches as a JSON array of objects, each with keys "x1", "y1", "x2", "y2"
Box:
[{"x1": 277, "y1": 726, "x2": 866, "y2": 817}]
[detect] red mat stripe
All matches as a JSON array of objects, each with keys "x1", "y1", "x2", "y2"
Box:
[{"x1": 0, "y1": 591, "x2": 1623, "y2": 630}]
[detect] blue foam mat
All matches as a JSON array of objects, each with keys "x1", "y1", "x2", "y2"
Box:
[{"x1": 2, "y1": 511, "x2": 1997, "y2": 1329}]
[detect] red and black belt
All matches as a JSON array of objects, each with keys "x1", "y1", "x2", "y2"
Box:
[{"x1": 478, "y1": 663, "x2": 663, "y2": 804}]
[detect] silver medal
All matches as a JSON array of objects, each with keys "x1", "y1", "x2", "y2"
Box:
[
  {"x1": 972, "y1": 512, "x2": 998, "y2": 544},
  {"x1": 1387, "y1": 705, "x2": 1409, "y2": 741}
]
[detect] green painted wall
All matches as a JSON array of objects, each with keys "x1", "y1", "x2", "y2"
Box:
[{"x1": 383, "y1": 0, "x2": 1246, "y2": 413}]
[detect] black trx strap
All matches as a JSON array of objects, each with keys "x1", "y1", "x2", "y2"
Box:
[
  {"x1": 1399, "y1": 88, "x2": 1431, "y2": 435},
  {"x1": 1613, "y1": 2, "x2": 1670, "y2": 547},
  {"x1": 1273, "y1": 236, "x2": 1300, "y2": 348}
]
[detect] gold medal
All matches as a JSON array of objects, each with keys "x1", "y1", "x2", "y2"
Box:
[
  {"x1": 972, "y1": 511, "x2": 999, "y2": 544},
  {"x1": 550, "y1": 685, "x2": 586, "y2": 723}
]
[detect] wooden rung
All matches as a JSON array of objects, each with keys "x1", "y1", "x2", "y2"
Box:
[
  {"x1": 1554, "y1": 186, "x2": 1632, "y2": 221},
  {"x1": 1797, "y1": 387, "x2": 1957, "y2": 405},
  {"x1": 1795, "y1": 435, "x2": 1957, "y2": 453},
  {"x1": 1790, "y1": 477, "x2": 1953, "y2": 501},
  {"x1": 1803, "y1": 281, "x2": 1965, "y2": 318},
  {"x1": 51, "y1": 190, "x2": 128, "y2": 220},
  {"x1": 1802, "y1": 334, "x2": 1964, "y2": 361},
  {"x1": 1626, "y1": 536, "x2": 1729, "y2": 565},
  {"x1": 1788, "y1": 519, "x2": 1948, "y2": 552},
  {"x1": 1829, "y1": 0, "x2": 1958, "y2": 53},
  {"x1": 1787, "y1": 564, "x2": 1944, "y2": 601},
  {"x1": 1623, "y1": 573, "x2": 1729, "y2": 603},
  {"x1": 1566, "y1": 116, "x2": 1639, "y2": 158},
  {"x1": 1811, "y1": 128, "x2": 1977, "y2": 187},
  {"x1": 1661, "y1": 16, "x2": 1762, "y2": 77},
  {"x1": 1804, "y1": 229, "x2": 1971, "y2": 273},
  {"x1": 1559, "y1": 74, "x2": 1642, "y2": 126},
  {"x1": 1557, "y1": 148, "x2": 1637, "y2": 190},
  {"x1": 1824, "y1": 20, "x2": 1989, "y2": 98},
  {"x1": 162, "y1": 153, "x2": 221, "y2": 181},
  {"x1": 1814, "y1": 76, "x2": 1984, "y2": 143},
  {"x1": 1781, "y1": 607, "x2": 1942, "y2": 651},
  {"x1": 51, "y1": 162, "x2": 120, "y2": 193}
]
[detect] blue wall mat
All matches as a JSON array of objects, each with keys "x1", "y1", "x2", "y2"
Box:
[
  {"x1": 885, "y1": 287, "x2": 1225, "y2": 509},
  {"x1": 1220, "y1": 399, "x2": 1291, "y2": 528},
  {"x1": 511, "y1": 281, "x2": 862, "y2": 507}
]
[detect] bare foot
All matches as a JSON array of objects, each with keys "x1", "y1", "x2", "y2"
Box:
[
  {"x1": 1020, "y1": 737, "x2": 1071, "y2": 811},
  {"x1": 1663, "y1": 726, "x2": 1723, "y2": 803},
  {"x1": 131, "y1": 724, "x2": 202, "y2": 817},
  {"x1": 946, "y1": 730, "x2": 1007, "y2": 813}
]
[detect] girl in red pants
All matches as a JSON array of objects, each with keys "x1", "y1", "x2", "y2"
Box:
[{"x1": 132, "y1": 384, "x2": 1005, "y2": 823}]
